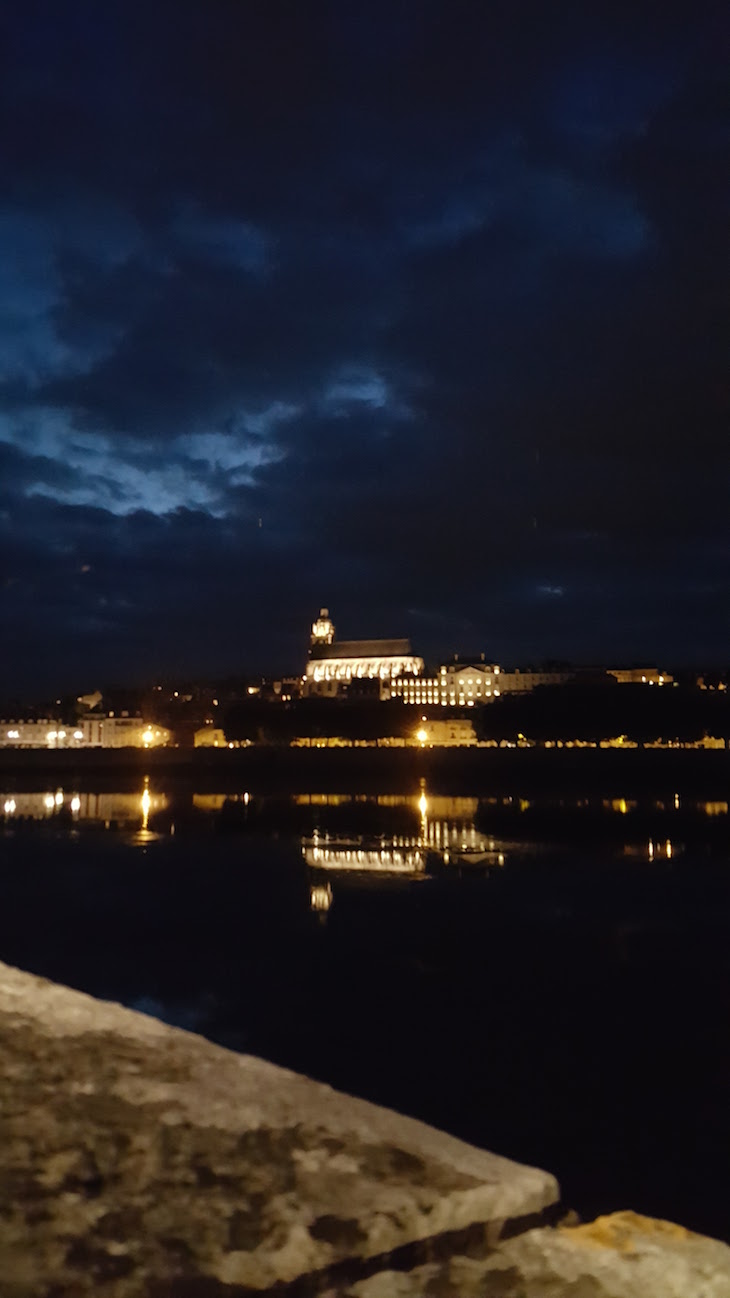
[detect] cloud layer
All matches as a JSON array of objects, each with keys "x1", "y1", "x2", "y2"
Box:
[{"x1": 1, "y1": 1, "x2": 728, "y2": 691}]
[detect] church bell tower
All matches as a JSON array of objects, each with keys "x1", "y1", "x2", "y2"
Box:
[{"x1": 311, "y1": 608, "x2": 335, "y2": 647}]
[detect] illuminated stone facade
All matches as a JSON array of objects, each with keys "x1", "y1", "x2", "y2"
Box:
[
  {"x1": 413, "y1": 718, "x2": 477, "y2": 746},
  {"x1": 302, "y1": 612, "x2": 678, "y2": 706},
  {"x1": 0, "y1": 717, "x2": 170, "y2": 749},
  {"x1": 387, "y1": 659, "x2": 501, "y2": 706},
  {"x1": 303, "y1": 609, "x2": 424, "y2": 697}
]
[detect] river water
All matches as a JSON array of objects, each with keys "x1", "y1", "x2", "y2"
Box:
[{"x1": 1, "y1": 781, "x2": 729, "y2": 1242}]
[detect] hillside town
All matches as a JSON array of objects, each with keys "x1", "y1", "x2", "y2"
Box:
[{"x1": 2, "y1": 610, "x2": 728, "y2": 752}]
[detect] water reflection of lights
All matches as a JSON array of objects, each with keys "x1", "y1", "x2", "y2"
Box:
[
  {"x1": 604, "y1": 798, "x2": 637, "y2": 815},
  {"x1": 310, "y1": 883, "x2": 333, "y2": 912},
  {"x1": 301, "y1": 786, "x2": 500, "y2": 871},
  {"x1": 193, "y1": 791, "x2": 252, "y2": 814},
  {"x1": 295, "y1": 793, "x2": 349, "y2": 807},
  {"x1": 0, "y1": 789, "x2": 168, "y2": 824},
  {"x1": 304, "y1": 844, "x2": 426, "y2": 873},
  {"x1": 193, "y1": 794, "x2": 227, "y2": 812},
  {"x1": 141, "y1": 786, "x2": 152, "y2": 830},
  {"x1": 623, "y1": 839, "x2": 683, "y2": 861},
  {"x1": 10, "y1": 786, "x2": 707, "y2": 868},
  {"x1": 303, "y1": 788, "x2": 507, "y2": 874}
]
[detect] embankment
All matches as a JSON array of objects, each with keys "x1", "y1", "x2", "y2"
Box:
[{"x1": 1, "y1": 742, "x2": 730, "y2": 797}]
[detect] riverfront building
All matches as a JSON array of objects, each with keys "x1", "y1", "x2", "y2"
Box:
[
  {"x1": 414, "y1": 718, "x2": 477, "y2": 746},
  {"x1": 0, "y1": 717, "x2": 170, "y2": 749}
]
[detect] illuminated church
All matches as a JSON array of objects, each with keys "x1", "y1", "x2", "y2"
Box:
[{"x1": 303, "y1": 609, "x2": 424, "y2": 697}]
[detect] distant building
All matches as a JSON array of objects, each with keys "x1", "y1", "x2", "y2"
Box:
[
  {"x1": 697, "y1": 674, "x2": 727, "y2": 692},
  {"x1": 271, "y1": 677, "x2": 301, "y2": 702},
  {"x1": 412, "y1": 718, "x2": 477, "y2": 746},
  {"x1": 0, "y1": 717, "x2": 170, "y2": 749},
  {"x1": 497, "y1": 667, "x2": 575, "y2": 693},
  {"x1": 387, "y1": 657, "x2": 501, "y2": 706},
  {"x1": 194, "y1": 726, "x2": 228, "y2": 748},
  {"x1": 303, "y1": 609, "x2": 424, "y2": 697},
  {"x1": 387, "y1": 658, "x2": 585, "y2": 706},
  {"x1": 607, "y1": 668, "x2": 673, "y2": 686},
  {"x1": 300, "y1": 609, "x2": 676, "y2": 706},
  {"x1": 439, "y1": 658, "x2": 501, "y2": 704},
  {"x1": 385, "y1": 674, "x2": 439, "y2": 705}
]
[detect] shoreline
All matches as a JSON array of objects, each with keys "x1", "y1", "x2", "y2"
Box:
[{"x1": 1, "y1": 744, "x2": 729, "y2": 797}]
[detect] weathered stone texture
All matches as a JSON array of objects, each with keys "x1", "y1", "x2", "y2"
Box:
[
  {"x1": 337, "y1": 1211, "x2": 730, "y2": 1297},
  {"x1": 3, "y1": 960, "x2": 728, "y2": 1297},
  {"x1": 0, "y1": 961, "x2": 558, "y2": 1295}
]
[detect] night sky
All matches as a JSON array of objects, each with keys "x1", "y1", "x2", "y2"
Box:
[{"x1": 2, "y1": 1, "x2": 728, "y2": 694}]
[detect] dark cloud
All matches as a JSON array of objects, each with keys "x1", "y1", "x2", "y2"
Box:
[{"x1": 1, "y1": 0, "x2": 729, "y2": 692}]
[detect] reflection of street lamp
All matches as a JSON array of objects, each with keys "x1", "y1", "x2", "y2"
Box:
[
  {"x1": 418, "y1": 777, "x2": 428, "y2": 841},
  {"x1": 141, "y1": 782, "x2": 151, "y2": 830}
]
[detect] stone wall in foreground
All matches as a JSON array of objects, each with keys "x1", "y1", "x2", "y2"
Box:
[{"x1": 0, "y1": 960, "x2": 728, "y2": 1296}]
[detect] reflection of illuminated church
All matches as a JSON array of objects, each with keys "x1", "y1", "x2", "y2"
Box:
[{"x1": 303, "y1": 609, "x2": 424, "y2": 697}]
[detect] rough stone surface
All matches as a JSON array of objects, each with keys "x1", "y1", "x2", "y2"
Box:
[
  {"x1": 0, "y1": 960, "x2": 558, "y2": 1295},
  {"x1": 337, "y1": 1211, "x2": 730, "y2": 1297}
]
